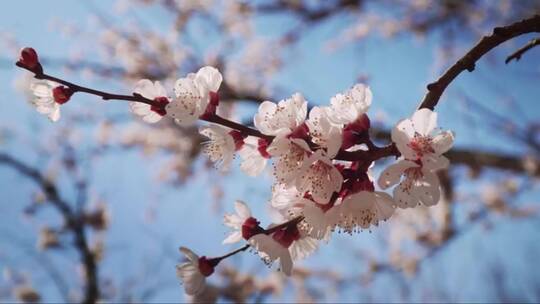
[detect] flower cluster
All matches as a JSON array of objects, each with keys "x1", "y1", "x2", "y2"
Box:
[
  {"x1": 18, "y1": 48, "x2": 454, "y2": 297},
  {"x1": 170, "y1": 70, "x2": 453, "y2": 295}
]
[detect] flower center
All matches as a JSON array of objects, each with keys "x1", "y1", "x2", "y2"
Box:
[
  {"x1": 288, "y1": 122, "x2": 310, "y2": 140},
  {"x1": 408, "y1": 133, "x2": 435, "y2": 157}
]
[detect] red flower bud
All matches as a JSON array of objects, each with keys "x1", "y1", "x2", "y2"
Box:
[
  {"x1": 52, "y1": 86, "x2": 72, "y2": 104},
  {"x1": 18, "y1": 47, "x2": 39, "y2": 69}
]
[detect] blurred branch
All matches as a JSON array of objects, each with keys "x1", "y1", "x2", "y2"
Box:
[
  {"x1": 505, "y1": 37, "x2": 540, "y2": 64},
  {"x1": 371, "y1": 129, "x2": 540, "y2": 177},
  {"x1": 419, "y1": 14, "x2": 540, "y2": 110},
  {"x1": 254, "y1": 0, "x2": 362, "y2": 22},
  {"x1": 0, "y1": 152, "x2": 99, "y2": 304}
]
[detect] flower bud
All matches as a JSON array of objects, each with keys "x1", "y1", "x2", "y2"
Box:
[
  {"x1": 52, "y1": 86, "x2": 72, "y2": 104},
  {"x1": 18, "y1": 47, "x2": 39, "y2": 69}
]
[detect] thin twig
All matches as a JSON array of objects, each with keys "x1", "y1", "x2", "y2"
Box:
[
  {"x1": 418, "y1": 15, "x2": 540, "y2": 110},
  {"x1": 505, "y1": 37, "x2": 540, "y2": 64}
]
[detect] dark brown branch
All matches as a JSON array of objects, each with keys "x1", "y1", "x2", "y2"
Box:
[
  {"x1": 21, "y1": 58, "x2": 538, "y2": 175},
  {"x1": 214, "y1": 244, "x2": 251, "y2": 262},
  {"x1": 16, "y1": 62, "x2": 401, "y2": 163},
  {"x1": 505, "y1": 37, "x2": 540, "y2": 64},
  {"x1": 0, "y1": 152, "x2": 99, "y2": 304},
  {"x1": 418, "y1": 15, "x2": 540, "y2": 110},
  {"x1": 16, "y1": 62, "x2": 154, "y2": 105}
]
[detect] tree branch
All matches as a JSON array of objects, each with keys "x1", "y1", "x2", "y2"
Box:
[
  {"x1": 0, "y1": 152, "x2": 99, "y2": 303},
  {"x1": 505, "y1": 37, "x2": 540, "y2": 64},
  {"x1": 418, "y1": 15, "x2": 540, "y2": 110}
]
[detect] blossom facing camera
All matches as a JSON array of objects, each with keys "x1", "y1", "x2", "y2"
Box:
[
  {"x1": 199, "y1": 124, "x2": 237, "y2": 172},
  {"x1": 254, "y1": 93, "x2": 307, "y2": 136},
  {"x1": 167, "y1": 66, "x2": 223, "y2": 125},
  {"x1": 327, "y1": 83, "x2": 372, "y2": 125},
  {"x1": 379, "y1": 108, "x2": 454, "y2": 208}
]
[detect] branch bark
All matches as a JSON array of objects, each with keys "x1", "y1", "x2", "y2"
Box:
[
  {"x1": 505, "y1": 37, "x2": 540, "y2": 64},
  {"x1": 418, "y1": 15, "x2": 540, "y2": 110}
]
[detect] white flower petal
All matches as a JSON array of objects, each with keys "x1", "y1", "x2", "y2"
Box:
[
  {"x1": 373, "y1": 191, "x2": 395, "y2": 220},
  {"x1": 432, "y1": 130, "x2": 454, "y2": 154},
  {"x1": 411, "y1": 108, "x2": 437, "y2": 136},
  {"x1": 195, "y1": 66, "x2": 222, "y2": 92},
  {"x1": 167, "y1": 77, "x2": 208, "y2": 125},
  {"x1": 222, "y1": 231, "x2": 242, "y2": 244},
  {"x1": 422, "y1": 155, "x2": 450, "y2": 172},
  {"x1": 378, "y1": 159, "x2": 418, "y2": 189},
  {"x1": 176, "y1": 263, "x2": 206, "y2": 296},
  {"x1": 234, "y1": 200, "x2": 251, "y2": 219},
  {"x1": 48, "y1": 106, "x2": 61, "y2": 122},
  {"x1": 134, "y1": 79, "x2": 157, "y2": 99},
  {"x1": 249, "y1": 234, "x2": 293, "y2": 276},
  {"x1": 179, "y1": 247, "x2": 199, "y2": 264}
]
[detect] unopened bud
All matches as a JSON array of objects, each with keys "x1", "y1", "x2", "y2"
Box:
[
  {"x1": 52, "y1": 86, "x2": 72, "y2": 104},
  {"x1": 18, "y1": 47, "x2": 39, "y2": 69}
]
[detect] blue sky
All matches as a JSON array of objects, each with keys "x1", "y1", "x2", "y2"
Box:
[{"x1": 1, "y1": 1, "x2": 540, "y2": 302}]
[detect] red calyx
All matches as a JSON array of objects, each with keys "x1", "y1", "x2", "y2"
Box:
[
  {"x1": 341, "y1": 114, "x2": 371, "y2": 150},
  {"x1": 198, "y1": 256, "x2": 217, "y2": 277},
  {"x1": 52, "y1": 86, "x2": 73, "y2": 104},
  {"x1": 209, "y1": 91, "x2": 219, "y2": 107},
  {"x1": 241, "y1": 217, "x2": 264, "y2": 240},
  {"x1": 229, "y1": 130, "x2": 246, "y2": 151},
  {"x1": 272, "y1": 225, "x2": 301, "y2": 248},
  {"x1": 347, "y1": 114, "x2": 370, "y2": 132},
  {"x1": 151, "y1": 96, "x2": 169, "y2": 116},
  {"x1": 257, "y1": 138, "x2": 271, "y2": 159},
  {"x1": 341, "y1": 129, "x2": 358, "y2": 150},
  {"x1": 287, "y1": 123, "x2": 310, "y2": 141},
  {"x1": 340, "y1": 174, "x2": 374, "y2": 198},
  {"x1": 18, "y1": 47, "x2": 40, "y2": 70},
  {"x1": 200, "y1": 91, "x2": 220, "y2": 119}
]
